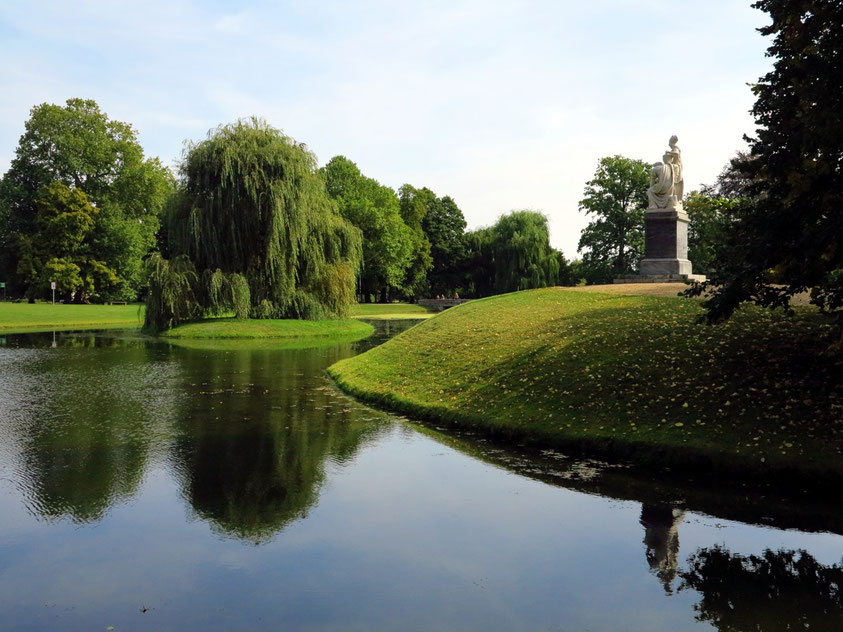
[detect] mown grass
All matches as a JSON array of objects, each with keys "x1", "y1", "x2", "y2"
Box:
[
  {"x1": 0, "y1": 302, "x2": 144, "y2": 332},
  {"x1": 0, "y1": 301, "x2": 429, "y2": 334},
  {"x1": 350, "y1": 302, "x2": 434, "y2": 320},
  {"x1": 162, "y1": 317, "x2": 374, "y2": 340},
  {"x1": 329, "y1": 288, "x2": 843, "y2": 481}
]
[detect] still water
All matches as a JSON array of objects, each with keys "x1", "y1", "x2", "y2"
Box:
[{"x1": 0, "y1": 322, "x2": 841, "y2": 631}]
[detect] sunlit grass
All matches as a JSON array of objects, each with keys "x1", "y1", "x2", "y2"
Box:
[
  {"x1": 350, "y1": 303, "x2": 434, "y2": 320},
  {"x1": 0, "y1": 302, "x2": 144, "y2": 332},
  {"x1": 329, "y1": 288, "x2": 843, "y2": 478}
]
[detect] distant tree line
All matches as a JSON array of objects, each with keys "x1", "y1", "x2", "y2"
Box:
[
  {"x1": 0, "y1": 101, "x2": 573, "y2": 321},
  {"x1": 5, "y1": 0, "x2": 839, "y2": 329}
]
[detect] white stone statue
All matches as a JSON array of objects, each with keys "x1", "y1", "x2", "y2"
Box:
[{"x1": 647, "y1": 135, "x2": 683, "y2": 210}]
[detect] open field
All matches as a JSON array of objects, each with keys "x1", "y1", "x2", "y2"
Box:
[
  {"x1": 329, "y1": 287, "x2": 843, "y2": 481},
  {"x1": 0, "y1": 302, "x2": 144, "y2": 333}
]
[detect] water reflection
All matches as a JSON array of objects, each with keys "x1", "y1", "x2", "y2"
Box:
[
  {"x1": 679, "y1": 547, "x2": 843, "y2": 630},
  {"x1": 640, "y1": 504, "x2": 685, "y2": 594},
  {"x1": 1, "y1": 324, "x2": 842, "y2": 631},
  {"x1": 168, "y1": 345, "x2": 389, "y2": 543},
  {"x1": 2, "y1": 335, "x2": 179, "y2": 522}
]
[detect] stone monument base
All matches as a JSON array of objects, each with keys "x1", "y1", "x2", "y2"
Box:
[
  {"x1": 640, "y1": 257, "x2": 692, "y2": 276},
  {"x1": 613, "y1": 273, "x2": 706, "y2": 284}
]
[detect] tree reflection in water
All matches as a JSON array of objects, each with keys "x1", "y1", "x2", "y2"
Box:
[
  {"x1": 13, "y1": 336, "x2": 176, "y2": 522},
  {"x1": 170, "y1": 345, "x2": 387, "y2": 544},
  {"x1": 679, "y1": 547, "x2": 843, "y2": 630}
]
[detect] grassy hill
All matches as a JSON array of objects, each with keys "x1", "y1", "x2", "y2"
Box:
[{"x1": 329, "y1": 287, "x2": 842, "y2": 482}]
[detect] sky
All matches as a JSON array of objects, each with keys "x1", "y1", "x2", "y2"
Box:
[{"x1": 0, "y1": 0, "x2": 772, "y2": 258}]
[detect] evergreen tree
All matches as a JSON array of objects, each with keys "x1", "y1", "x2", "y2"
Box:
[{"x1": 690, "y1": 1, "x2": 843, "y2": 319}]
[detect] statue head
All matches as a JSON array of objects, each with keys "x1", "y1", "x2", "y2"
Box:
[{"x1": 669, "y1": 135, "x2": 679, "y2": 149}]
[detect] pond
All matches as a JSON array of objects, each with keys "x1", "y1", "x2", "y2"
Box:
[{"x1": 0, "y1": 322, "x2": 841, "y2": 631}]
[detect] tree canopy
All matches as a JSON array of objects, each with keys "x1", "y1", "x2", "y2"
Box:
[
  {"x1": 322, "y1": 156, "x2": 412, "y2": 302},
  {"x1": 397, "y1": 185, "x2": 434, "y2": 299},
  {"x1": 689, "y1": 0, "x2": 843, "y2": 320},
  {"x1": 462, "y1": 210, "x2": 560, "y2": 297},
  {"x1": 577, "y1": 155, "x2": 649, "y2": 284},
  {"x1": 421, "y1": 191, "x2": 467, "y2": 297},
  {"x1": 683, "y1": 191, "x2": 738, "y2": 278},
  {"x1": 0, "y1": 98, "x2": 173, "y2": 299},
  {"x1": 15, "y1": 181, "x2": 119, "y2": 301},
  {"x1": 147, "y1": 118, "x2": 362, "y2": 330}
]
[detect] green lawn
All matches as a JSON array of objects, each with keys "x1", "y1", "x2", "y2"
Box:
[
  {"x1": 0, "y1": 300, "x2": 429, "y2": 333},
  {"x1": 162, "y1": 317, "x2": 374, "y2": 340},
  {"x1": 350, "y1": 303, "x2": 434, "y2": 320},
  {"x1": 0, "y1": 302, "x2": 144, "y2": 332},
  {"x1": 329, "y1": 287, "x2": 843, "y2": 481}
]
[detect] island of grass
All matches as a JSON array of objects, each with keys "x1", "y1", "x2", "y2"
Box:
[
  {"x1": 0, "y1": 302, "x2": 144, "y2": 333},
  {"x1": 329, "y1": 286, "x2": 843, "y2": 483},
  {"x1": 161, "y1": 317, "x2": 374, "y2": 341}
]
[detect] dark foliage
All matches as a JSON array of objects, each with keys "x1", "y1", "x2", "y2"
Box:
[
  {"x1": 680, "y1": 547, "x2": 843, "y2": 631},
  {"x1": 688, "y1": 1, "x2": 843, "y2": 320}
]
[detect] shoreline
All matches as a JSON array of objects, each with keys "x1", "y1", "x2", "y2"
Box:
[{"x1": 328, "y1": 286, "x2": 843, "y2": 486}]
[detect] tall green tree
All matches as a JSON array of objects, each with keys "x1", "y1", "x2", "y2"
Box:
[
  {"x1": 15, "y1": 181, "x2": 118, "y2": 301},
  {"x1": 684, "y1": 191, "x2": 738, "y2": 278},
  {"x1": 577, "y1": 155, "x2": 650, "y2": 285},
  {"x1": 397, "y1": 185, "x2": 434, "y2": 299},
  {"x1": 462, "y1": 210, "x2": 559, "y2": 297},
  {"x1": 421, "y1": 192, "x2": 467, "y2": 297},
  {"x1": 0, "y1": 98, "x2": 173, "y2": 299},
  {"x1": 148, "y1": 118, "x2": 362, "y2": 331},
  {"x1": 322, "y1": 156, "x2": 413, "y2": 302},
  {"x1": 690, "y1": 1, "x2": 843, "y2": 319}
]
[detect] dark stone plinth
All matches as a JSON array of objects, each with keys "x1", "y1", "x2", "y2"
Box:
[
  {"x1": 636, "y1": 207, "x2": 703, "y2": 280},
  {"x1": 643, "y1": 208, "x2": 688, "y2": 260},
  {"x1": 614, "y1": 205, "x2": 706, "y2": 283}
]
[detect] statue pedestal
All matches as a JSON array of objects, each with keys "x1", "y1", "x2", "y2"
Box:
[{"x1": 615, "y1": 205, "x2": 706, "y2": 284}]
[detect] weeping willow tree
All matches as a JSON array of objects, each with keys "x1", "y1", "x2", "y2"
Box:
[
  {"x1": 462, "y1": 210, "x2": 560, "y2": 297},
  {"x1": 145, "y1": 119, "x2": 362, "y2": 330}
]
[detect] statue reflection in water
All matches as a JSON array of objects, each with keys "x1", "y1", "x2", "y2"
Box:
[
  {"x1": 638, "y1": 502, "x2": 843, "y2": 629},
  {"x1": 640, "y1": 503, "x2": 686, "y2": 594}
]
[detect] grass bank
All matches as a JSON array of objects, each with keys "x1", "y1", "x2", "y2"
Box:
[
  {"x1": 350, "y1": 303, "x2": 434, "y2": 320},
  {"x1": 329, "y1": 287, "x2": 842, "y2": 482},
  {"x1": 0, "y1": 302, "x2": 144, "y2": 333},
  {"x1": 162, "y1": 317, "x2": 374, "y2": 341},
  {"x1": 0, "y1": 301, "x2": 429, "y2": 334}
]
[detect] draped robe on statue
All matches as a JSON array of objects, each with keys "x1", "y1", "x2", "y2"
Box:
[{"x1": 647, "y1": 162, "x2": 676, "y2": 209}]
